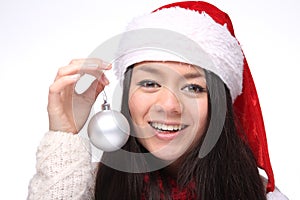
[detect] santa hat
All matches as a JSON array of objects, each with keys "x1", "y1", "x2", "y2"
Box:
[{"x1": 114, "y1": 1, "x2": 274, "y2": 193}]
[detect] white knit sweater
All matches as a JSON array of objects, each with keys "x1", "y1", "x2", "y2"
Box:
[
  {"x1": 27, "y1": 131, "x2": 288, "y2": 200},
  {"x1": 27, "y1": 131, "x2": 96, "y2": 200}
]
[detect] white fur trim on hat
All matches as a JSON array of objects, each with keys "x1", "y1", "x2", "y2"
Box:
[{"x1": 114, "y1": 7, "x2": 244, "y2": 101}]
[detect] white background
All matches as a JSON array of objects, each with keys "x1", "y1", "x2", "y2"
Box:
[{"x1": 0, "y1": 0, "x2": 299, "y2": 199}]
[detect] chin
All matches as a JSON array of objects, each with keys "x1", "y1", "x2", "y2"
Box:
[
  {"x1": 144, "y1": 140, "x2": 191, "y2": 162},
  {"x1": 151, "y1": 151, "x2": 182, "y2": 162}
]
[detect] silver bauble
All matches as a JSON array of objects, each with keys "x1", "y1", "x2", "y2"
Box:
[{"x1": 87, "y1": 103, "x2": 130, "y2": 152}]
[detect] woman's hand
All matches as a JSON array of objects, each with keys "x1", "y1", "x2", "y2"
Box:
[{"x1": 47, "y1": 58, "x2": 111, "y2": 134}]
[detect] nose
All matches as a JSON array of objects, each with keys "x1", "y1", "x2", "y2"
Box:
[{"x1": 154, "y1": 88, "x2": 182, "y2": 115}]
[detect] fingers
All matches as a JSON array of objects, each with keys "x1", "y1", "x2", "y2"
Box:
[
  {"x1": 48, "y1": 58, "x2": 111, "y2": 110},
  {"x1": 82, "y1": 73, "x2": 109, "y2": 99},
  {"x1": 50, "y1": 58, "x2": 111, "y2": 99},
  {"x1": 55, "y1": 58, "x2": 112, "y2": 81},
  {"x1": 48, "y1": 74, "x2": 80, "y2": 112},
  {"x1": 50, "y1": 74, "x2": 81, "y2": 94},
  {"x1": 69, "y1": 58, "x2": 112, "y2": 76},
  {"x1": 69, "y1": 58, "x2": 110, "y2": 68},
  {"x1": 47, "y1": 58, "x2": 111, "y2": 134}
]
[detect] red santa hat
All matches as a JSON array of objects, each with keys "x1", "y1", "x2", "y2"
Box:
[{"x1": 114, "y1": 1, "x2": 275, "y2": 193}]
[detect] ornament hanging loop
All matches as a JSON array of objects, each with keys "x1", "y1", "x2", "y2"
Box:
[{"x1": 101, "y1": 90, "x2": 110, "y2": 110}]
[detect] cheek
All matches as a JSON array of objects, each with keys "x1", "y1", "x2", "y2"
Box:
[
  {"x1": 128, "y1": 90, "x2": 152, "y2": 125},
  {"x1": 188, "y1": 98, "x2": 209, "y2": 138},
  {"x1": 197, "y1": 99, "x2": 208, "y2": 124}
]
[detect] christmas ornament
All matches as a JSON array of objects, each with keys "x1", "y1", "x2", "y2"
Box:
[{"x1": 87, "y1": 92, "x2": 130, "y2": 152}]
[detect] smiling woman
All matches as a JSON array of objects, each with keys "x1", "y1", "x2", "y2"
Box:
[
  {"x1": 95, "y1": 60, "x2": 266, "y2": 200},
  {"x1": 128, "y1": 62, "x2": 208, "y2": 161},
  {"x1": 27, "y1": 1, "x2": 288, "y2": 200}
]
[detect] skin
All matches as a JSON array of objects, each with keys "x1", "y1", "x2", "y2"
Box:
[
  {"x1": 48, "y1": 59, "x2": 208, "y2": 163},
  {"x1": 128, "y1": 61, "x2": 208, "y2": 161},
  {"x1": 48, "y1": 58, "x2": 111, "y2": 133}
]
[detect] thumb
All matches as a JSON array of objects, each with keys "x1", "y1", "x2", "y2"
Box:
[{"x1": 83, "y1": 73, "x2": 109, "y2": 100}]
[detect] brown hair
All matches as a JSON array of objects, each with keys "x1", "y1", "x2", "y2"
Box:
[{"x1": 94, "y1": 67, "x2": 266, "y2": 200}]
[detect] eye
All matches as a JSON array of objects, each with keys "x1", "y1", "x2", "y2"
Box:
[
  {"x1": 181, "y1": 84, "x2": 206, "y2": 94},
  {"x1": 137, "y1": 80, "x2": 161, "y2": 88}
]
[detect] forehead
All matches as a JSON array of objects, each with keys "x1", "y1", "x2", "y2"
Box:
[{"x1": 133, "y1": 61, "x2": 205, "y2": 76}]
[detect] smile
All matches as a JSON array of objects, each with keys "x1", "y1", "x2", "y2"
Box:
[{"x1": 149, "y1": 122, "x2": 188, "y2": 132}]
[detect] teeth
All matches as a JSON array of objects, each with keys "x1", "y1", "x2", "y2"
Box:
[
  {"x1": 162, "y1": 124, "x2": 167, "y2": 130},
  {"x1": 150, "y1": 122, "x2": 185, "y2": 131}
]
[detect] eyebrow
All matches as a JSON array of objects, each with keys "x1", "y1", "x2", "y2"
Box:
[
  {"x1": 136, "y1": 65, "x2": 205, "y2": 79},
  {"x1": 136, "y1": 66, "x2": 159, "y2": 73},
  {"x1": 182, "y1": 72, "x2": 205, "y2": 79}
]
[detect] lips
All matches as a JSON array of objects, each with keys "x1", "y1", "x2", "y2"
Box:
[{"x1": 148, "y1": 121, "x2": 188, "y2": 140}]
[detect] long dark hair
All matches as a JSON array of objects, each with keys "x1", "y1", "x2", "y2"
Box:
[{"x1": 94, "y1": 67, "x2": 267, "y2": 200}]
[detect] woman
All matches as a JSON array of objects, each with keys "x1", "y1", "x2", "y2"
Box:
[{"x1": 28, "y1": 1, "x2": 288, "y2": 199}]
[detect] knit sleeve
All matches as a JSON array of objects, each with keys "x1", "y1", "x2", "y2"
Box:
[{"x1": 27, "y1": 131, "x2": 97, "y2": 200}]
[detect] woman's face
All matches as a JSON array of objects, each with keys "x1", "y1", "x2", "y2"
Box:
[{"x1": 128, "y1": 61, "x2": 208, "y2": 161}]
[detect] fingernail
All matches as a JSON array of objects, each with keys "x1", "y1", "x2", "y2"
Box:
[{"x1": 102, "y1": 61, "x2": 112, "y2": 69}]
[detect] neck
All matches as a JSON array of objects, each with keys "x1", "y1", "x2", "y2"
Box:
[{"x1": 163, "y1": 157, "x2": 185, "y2": 178}]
